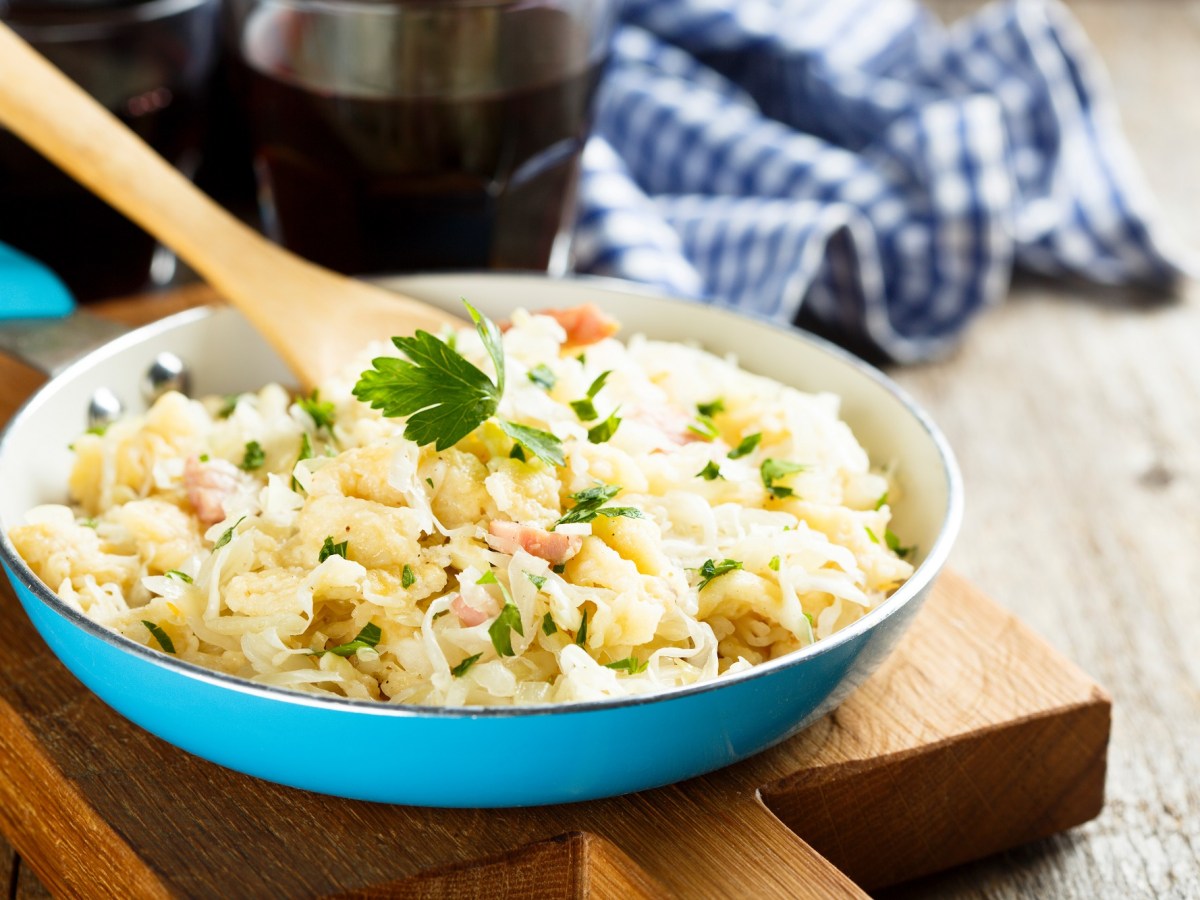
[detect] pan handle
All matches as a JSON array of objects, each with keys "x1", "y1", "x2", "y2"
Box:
[{"x1": 0, "y1": 242, "x2": 129, "y2": 375}]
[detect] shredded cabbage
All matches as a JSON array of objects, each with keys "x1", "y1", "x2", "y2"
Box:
[{"x1": 9, "y1": 308, "x2": 914, "y2": 706}]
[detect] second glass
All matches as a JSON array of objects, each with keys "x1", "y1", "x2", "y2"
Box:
[{"x1": 230, "y1": 0, "x2": 613, "y2": 276}]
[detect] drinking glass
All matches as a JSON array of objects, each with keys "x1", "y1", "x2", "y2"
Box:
[
  {"x1": 0, "y1": 0, "x2": 221, "y2": 300},
  {"x1": 229, "y1": 0, "x2": 615, "y2": 276}
]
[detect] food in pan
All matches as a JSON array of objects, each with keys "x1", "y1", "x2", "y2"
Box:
[{"x1": 9, "y1": 303, "x2": 914, "y2": 706}]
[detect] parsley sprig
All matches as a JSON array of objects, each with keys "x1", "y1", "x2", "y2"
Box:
[{"x1": 353, "y1": 301, "x2": 563, "y2": 466}]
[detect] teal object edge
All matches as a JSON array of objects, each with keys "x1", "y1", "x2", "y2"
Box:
[{"x1": 0, "y1": 242, "x2": 75, "y2": 319}]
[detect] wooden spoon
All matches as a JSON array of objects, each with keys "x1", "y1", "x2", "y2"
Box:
[{"x1": 0, "y1": 23, "x2": 463, "y2": 389}]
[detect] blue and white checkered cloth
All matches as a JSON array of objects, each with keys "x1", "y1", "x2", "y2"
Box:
[{"x1": 573, "y1": 0, "x2": 1190, "y2": 362}]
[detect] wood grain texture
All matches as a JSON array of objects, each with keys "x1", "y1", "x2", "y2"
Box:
[
  {"x1": 331, "y1": 833, "x2": 666, "y2": 899},
  {"x1": 882, "y1": 1, "x2": 1200, "y2": 898}
]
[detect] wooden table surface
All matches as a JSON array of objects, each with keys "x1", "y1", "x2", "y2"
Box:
[{"x1": 2, "y1": 1, "x2": 1197, "y2": 897}]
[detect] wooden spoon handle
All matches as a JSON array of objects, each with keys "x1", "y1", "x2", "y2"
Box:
[{"x1": 0, "y1": 23, "x2": 459, "y2": 387}]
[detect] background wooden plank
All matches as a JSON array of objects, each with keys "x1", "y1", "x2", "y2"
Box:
[{"x1": 891, "y1": 2, "x2": 1200, "y2": 897}]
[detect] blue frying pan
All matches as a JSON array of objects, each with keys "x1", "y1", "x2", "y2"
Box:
[{"x1": 0, "y1": 262, "x2": 962, "y2": 807}]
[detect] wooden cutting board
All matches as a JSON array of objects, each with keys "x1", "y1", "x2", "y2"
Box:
[{"x1": 0, "y1": 290, "x2": 1112, "y2": 898}]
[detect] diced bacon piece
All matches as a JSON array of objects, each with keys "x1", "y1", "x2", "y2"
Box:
[
  {"x1": 451, "y1": 591, "x2": 498, "y2": 628},
  {"x1": 487, "y1": 520, "x2": 582, "y2": 565},
  {"x1": 184, "y1": 456, "x2": 242, "y2": 527},
  {"x1": 539, "y1": 304, "x2": 619, "y2": 348},
  {"x1": 630, "y1": 403, "x2": 708, "y2": 447}
]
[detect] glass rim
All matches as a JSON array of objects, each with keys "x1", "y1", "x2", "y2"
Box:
[
  {"x1": 6, "y1": 0, "x2": 216, "y2": 43},
  {"x1": 238, "y1": 0, "x2": 559, "y2": 16}
]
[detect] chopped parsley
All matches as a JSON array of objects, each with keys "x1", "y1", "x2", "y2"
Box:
[
  {"x1": 769, "y1": 556, "x2": 781, "y2": 572},
  {"x1": 451, "y1": 653, "x2": 482, "y2": 677},
  {"x1": 217, "y1": 394, "x2": 240, "y2": 419},
  {"x1": 212, "y1": 516, "x2": 246, "y2": 551},
  {"x1": 552, "y1": 563, "x2": 566, "y2": 574},
  {"x1": 86, "y1": 424, "x2": 108, "y2": 437},
  {"x1": 542, "y1": 612, "x2": 557, "y2": 635},
  {"x1": 292, "y1": 433, "x2": 312, "y2": 492},
  {"x1": 318, "y1": 537, "x2": 348, "y2": 563},
  {"x1": 864, "y1": 526, "x2": 879, "y2": 544},
  {"x1": 605, "y1": 656, "x2": 648, "y2": 674},
  {"x1": 80, "y1": 518, "x2": 98, "y2": 529},
  {"x1": 526, "y1": 572, "x2": 547, "y2": 589},
  {"x1": 311, "y1": 623, "x2": 381, "y2": 658},
  {"x1": 587, "y1": 409, "x2": 622, "y2": 444},
  {"x1": 728, "y1": 433, "x2": 762, "y2": 459},
  {"x1": 479, "y1": 571, "x2": 524, "y2": 657},
  {"x1": 696, "y1": 461, "x2": 724, "y2": 481},
  {"x1": 165, "y1": 569, "x2": 193, "y2": 584},
  {"x1": 761, "y1": 458, "x2": 807, "y2": 498},
  {"x1": 575, "y1": 610, "x2": 588, "y2": 646},
  {"x1": 697, "y1": 558, "x2": 742, "y2": 591},
  {"x1": 696, "y1": 398, "x2": 725, "y2": 418},
  {"x1": 875, "y1": 491, "x2": 889, "y2": 510},
  {"x1": 687, "y1": 415, "x2": 720, "y2": 441},
  {"x1": 298, "y1": 389, "x2": 336, "y2": 432},
  {"x1": 489, "y1": 604, "x2": 524, "y2": 657},
  {"x1": 198, "y1": 453, "x2": 210, "y2": 462},
  {"x1": 509, "y1": 443, "x2": 526, "y2": 461},
  {"x1": 885, "y1": 529, "x2": 914, "y2": 559},
  {"x1": 569, "y1": 370, "x2": 612, "y2": 422},
  {"x1": 528, "y1": 363, "x2": 557, "y2": 391},
  {"x1": 576, "y1": 352, "x2": 587, "y2": 365},
  {"x1": 240, "y1": 440, "x2": 265, "y2": 471},
  {"x1": 141, "y1": 621, "x2": 175, "y2": 654},
  {"x1": 402, "y1": 564, "x2": 416, "y2": 588},
  {"x1": 425, "y1": 477, "x2": 435, "y2": 489},
  {"x1": 497, "y1": 420, "x2": 565, "y2": 467},
  {"x1": 555, "y1": 484, "x2": 644, "y2": 527}
]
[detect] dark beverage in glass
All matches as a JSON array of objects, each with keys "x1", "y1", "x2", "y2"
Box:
[
  {"x1": 0, "y1": 0, "x2": 220, "y2": 300},
  {"x1": 232, "y1": 0, "x2": 613, "y2": 276}
]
